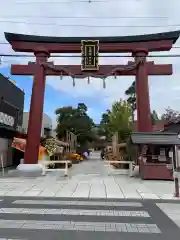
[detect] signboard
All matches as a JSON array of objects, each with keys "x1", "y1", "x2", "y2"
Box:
[
  {"x1": 166, "y1": 164, "x2": 173, "y2": 170},
  {"x1": 81, "y1": 40, "x2": 99, "y2": 71},
  {"x1": 0, "y1": 112, "x2": 15, "y2": 127}
]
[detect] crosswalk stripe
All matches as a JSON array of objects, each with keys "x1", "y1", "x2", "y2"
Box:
[
  {"x1": 0, "y1": 208, "x2": 150, "y2": 217},
  {"x1": 0, "y1": 219, "x2": 161, "y2": 233},
  {"x1": 0, "y1": 198, "x2": 163, "y2": 236},
  {"x1": 12, "y1": 200, "x2": 142, "y2": 207}
]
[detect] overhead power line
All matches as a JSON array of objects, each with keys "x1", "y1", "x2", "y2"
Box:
[
  {"x1": 0, "y1": 15, "x2": 168, "y2": 19},
  {"x1": 9, "y1": 0, "x2": 143, "y2": 4},
  {"x1": 0, "y1": 20, "x2": 179, "y2": 28}
]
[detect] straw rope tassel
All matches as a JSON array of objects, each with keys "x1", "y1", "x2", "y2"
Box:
[
  {"x1": 60, "y1": 71, "x2": 63, "y2": 80},
  {"x1": 72, "y1": 77, "x2": 75, "y2": 87},
  {"x1": 87, "y1": 76, "x2": 90, "y2": 84},
  {"x1": 103, "y1": 78, "x2": 106, "y2": 88}
]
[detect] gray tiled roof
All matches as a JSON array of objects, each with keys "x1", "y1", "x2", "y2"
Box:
[{"x1": 131, "y1": 132, "x2": 180, "y2": 145}]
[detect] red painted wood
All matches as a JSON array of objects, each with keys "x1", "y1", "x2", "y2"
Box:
[
  {"x1": 10, "y1": 40, "x2": 173, "y2": 53},
  {"x1": 134, "y1": 50, "x2": 152, "y2": 132},
  {"x1": 141, "y1": 163, "x2": 173, "y2": 180},
  {"x1": 11, "y1": 63, "x2": 172, "y2": 76},
  {"x1": 7, "y1": 34, "x2": 177, "y2": 167},
  {"x1": 23, "y1": 52, "x2": 49, "y2": 164}
]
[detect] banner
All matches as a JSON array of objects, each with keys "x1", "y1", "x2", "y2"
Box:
[{"x1": 12, "y1": 138, "x2": 47, "y2": 159}]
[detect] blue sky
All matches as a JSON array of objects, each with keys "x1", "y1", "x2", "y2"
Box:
[
  {"x1": 1, "y1": 0, "x2": 180, "y2": 128},
  {"x1": 0, "y1": 66, "x2": 107, "y2": 126}
]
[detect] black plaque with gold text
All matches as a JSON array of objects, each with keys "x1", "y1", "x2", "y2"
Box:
[{"x1": 81, "y1": 40, "x2": 99, "y2": 71}]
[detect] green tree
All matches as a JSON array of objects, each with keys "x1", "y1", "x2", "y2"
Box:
[
  {"x1": 98, "y1": 110, "x2": 112, "y2": 141},
  {"x1": 55, "y1": 104, "x2": 95, "y2": 145},
  {"x1": 109, "y1": 99, "x2": 132, "y2": 141},
  {"x1": 151, "y1": 110, "x2": 159, "y2": 125},
  {"x1": 77, "y1": 103, "x2": 88, "y2": 115},
  {"x1": 125, "y1": 81, "x2": 136, "y2": 121},
  {"x1": 161, "y1": 107, "x2": 180, "y2": 122}
]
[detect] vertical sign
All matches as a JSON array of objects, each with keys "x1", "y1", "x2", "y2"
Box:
[{"x1": 81, "y1": 40, "x2": 99, "y2": 71}]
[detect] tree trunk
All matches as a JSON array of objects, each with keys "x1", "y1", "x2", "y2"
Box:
[{"x1": 112, "y1": 132, "x2": 118, "y2": 159}]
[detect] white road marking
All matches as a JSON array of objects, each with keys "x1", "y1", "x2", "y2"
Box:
[
  {"x1": 0, "y1": 219, "x2": 161, "y2": 233},
  {"x1": 12, "y1": 199, "x2": 142, "y2": 207},
  {"x1": 0, "y1": 208, "x2": 150, "y2": 217}
]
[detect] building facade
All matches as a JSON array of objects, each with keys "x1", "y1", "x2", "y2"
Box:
[
  {"x1": 22, "y1": 112, "x2": 52, "y2": 137},
  {"x1": 0, "y1": 73, "x2": 24, "y2": 168}
]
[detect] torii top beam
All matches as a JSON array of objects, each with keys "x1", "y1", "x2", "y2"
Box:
[{"x1": 4, "y1": 31, "x2": 180, "y2": 53}]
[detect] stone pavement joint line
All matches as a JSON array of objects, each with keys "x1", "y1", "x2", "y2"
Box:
[
  {"x1": 0, "y1": 208, "x2": 150, "y2": 217},
  {"x1": 12, "y1": 200, "x2": 143, "y2": 207},
  {"x1": 0, "y1": 220, "x2": 161, "y2": 233},
  {"x1": 0, "y1": 151, "x2": 178, "y2": 200}
]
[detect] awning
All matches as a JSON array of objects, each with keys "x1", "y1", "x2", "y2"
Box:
[
  {"x1": 131, "y1": 132, "x2": 180, "y2": 145},
  {"x1": 12, "y1": 137, "x2": 46, "y2": 154}
]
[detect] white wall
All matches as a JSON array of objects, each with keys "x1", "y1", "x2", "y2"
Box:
[
  {"x1": 22, "y1": 112, "x2": 52, "y2": 136},
  {"x1": 42, "y1": 113, "x2": 52, "y2": 130},
  {"x1": 0, "y1": 138, "x2": 9, "y2": 168}
]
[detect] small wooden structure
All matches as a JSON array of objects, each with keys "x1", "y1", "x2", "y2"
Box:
[
  {"x1": 66, "y1": 131, "x2": 77, "y2": 153},
  {"x1": 130, "y1": 132, "x2": 180, "y2": 181},
  {"x1": 104, "y1": 143, "x2": 134, "y2": 176},
  {"x1": 40, "y1": 138, "x2": 72, "y2": 176},
  {"x1": 105, "y1": 143, "x2": 127, "y2": 162},
  {"x1": 48, "y1": 138, "x2": 70, "y2": 161}
]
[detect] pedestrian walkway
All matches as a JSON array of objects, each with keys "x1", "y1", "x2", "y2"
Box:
[
  {"x1": 0, "y1": 196, "x2": 180, "y2": 239},
  {"x1": 0, "y1": 152, "x2": 179, "y2": 199},
  {"x1": 156, "y1": 203, "x2": 180, "y2": 228}
]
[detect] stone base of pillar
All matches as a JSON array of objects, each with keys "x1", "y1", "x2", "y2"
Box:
[{"x1": 16, "y1": 163, "x2": 43, "y2": 177}]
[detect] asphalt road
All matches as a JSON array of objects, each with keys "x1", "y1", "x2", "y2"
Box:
[{"x1": 0, "y1": 196, "x2": 179, "y2": 240}]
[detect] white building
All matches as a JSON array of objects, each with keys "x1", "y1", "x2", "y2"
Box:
[{"x1": 22, "y1": 112, "x2": 52, "y2": 137}]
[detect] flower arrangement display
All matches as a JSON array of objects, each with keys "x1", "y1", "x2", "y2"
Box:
[{"x1": 43, "y1": 138, "x2": 58, "y2": 156}]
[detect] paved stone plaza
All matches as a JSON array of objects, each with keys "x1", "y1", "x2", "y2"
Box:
[
  {"x1": 0, "y1": 152, "x2": 180, "y2": 239},
  {"x1": 0, "y1": 152, "x2": 179, "y2": 200}
]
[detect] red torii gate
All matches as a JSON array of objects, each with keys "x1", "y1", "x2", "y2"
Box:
[{"x1": 4, "y1": 31, "x2": 180, "y2": 174}]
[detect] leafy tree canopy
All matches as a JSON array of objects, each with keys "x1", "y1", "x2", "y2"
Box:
[
  {"x1": 98, "y1": 110, "x2": 112, "y2": 141},
  {"x1": 151, "y1": 110, "x2": 159, "y2": 125},
  {"x1": 98, "y1": 99, "x2": 133, "y2": 142},
  {"x1": 125, "y1": 80, "x2": 136, "y2": 112},
  {"x1": 109, "y1": 99, "x2": 133, "y2": 141},
  {"x1": 161, "y1": 107, "x2": 180, "y2": 122},
  {"x1": 55, "y1": 103, "x2": 96, "y2": 144}
]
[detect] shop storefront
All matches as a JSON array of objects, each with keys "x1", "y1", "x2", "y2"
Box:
[
  {"x1": 0, "y1": 73, "x2": 24, "y2": 169},
  {"x1": 131, "y1": 132, "x2": 180, "y2": 180}
]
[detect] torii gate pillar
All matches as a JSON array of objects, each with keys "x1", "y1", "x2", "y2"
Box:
[
  {"x1": 133, "y1": 49, "x2": 152, "y2": 132},
  {"x1": 17, "y1": 49, "x2": 49, "y2": 176},
  {"x1": 4, "y1": 30, "x2": 180, "y2": 177}
]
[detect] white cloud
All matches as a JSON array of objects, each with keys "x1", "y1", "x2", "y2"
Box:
[{"x1": 1, "y1": 0, "x2": 180, "y2": 119}]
